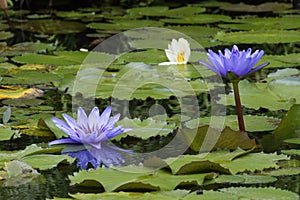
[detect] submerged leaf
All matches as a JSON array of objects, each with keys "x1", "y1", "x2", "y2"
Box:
[{"x1": 0, "y1": 86, "x2": 43, "y2": 100}]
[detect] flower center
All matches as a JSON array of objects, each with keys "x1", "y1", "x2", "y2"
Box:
[{"x1": 177, "y1": 52, "x2": 185, "y2": 62}]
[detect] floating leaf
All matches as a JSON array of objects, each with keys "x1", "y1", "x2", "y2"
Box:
[
  {"x1": 0, "y1": 42, "x2": 55, "y2": 57},
  {"x1": 160, "y1": 14, "x2": 231, "y2": 24},
  {"x1": 151, "y1": 149, "x2": 250, "y2": 175},
  {"x1": 185, "y1": 115, "x2": 280, "y2": 132},
  {"x1": 0, "y1": 31, "x2": 13, "y2": 41},
  {"x1": 217, "y1": 80, "x2": 294, "y2": 111},
  {"x1": 215, "y1": 30, "x2": 300, "y2": 44},
  {"x1": 55, "y1": 11, "x2": 103, "y2": 21},
  {"x1": 0, "y1": 144, "x2": 43, "y2": 168},
  {"x1": 12, "y1": 51, "x2": 115, "y2": 66},
  {"x1": 2, "y1": 106, "x2": 11, "y2": 124},
  {"x1": 215, "y1": 174, "x2": 277, "y2": 184},
  {"x1": 181, "y1": 126, "x2": 256, "y2": 152},
  {"x1": 284, "y1": 138, "x2": 300, "y2": 145},
  {"x1": 221, "y1": 152, "x2": 288, "y2": 174},
  {"x1": 69, "y1": 165, "x2": 214, "y2": 192},
  {"x1": 220, "y1": 2, "x2": 292, "y2": 12},
  {"x1": 126, "y1": 6, "x2": 169, "y2": 17},
  {"x1": 219, "y1": 15, "x2": 300, "y2": 31},
  {"x1": 267, "y1": 68, "x2": 299, "y2": 80},
  {"x1": 116, "y1": 117, "x2": 176, "y2": 140},
  {"x1": 281, "y1": 149, "x2": 300, "y2": 156},
  {"x1": 21, "y1": 154, "x2": 75, "y2": 170},
  {"x1": 262, "y1": 168, "x2": 300, "y2": 176},
  {"x1": 0, "y1": 86, "x2": 43, "y2": 100},
  {"x1": 87, "y1": 20, "x2": 164, "y2": 31},
  {"x1": 70, "y1": 190, "x2": 189, "y2": 200},
  {"x1": 0, "y1": 160, "x2": 40, "y2": 187},
  {"x1": 220, "y1": 187, "x2": 298, "y2": 200},
  {"x1": 16, "y1": 19, "x2": 86, "y2": 34},
  {"x1": 0, "y1": 126, "x2": 15, "y2": 141}
]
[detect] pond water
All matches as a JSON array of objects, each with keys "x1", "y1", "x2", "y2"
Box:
[{"x1": 0, "y1": 0, "x2": 300, "y2": 199}]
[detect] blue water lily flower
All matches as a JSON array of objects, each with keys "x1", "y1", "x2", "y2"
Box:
[
  {"x1": 48, "y1": 106, "x2": 131, "y2": 149},
  {"x1": 199, "y1": 45, "x2": 269, "y2": 79},
  {"x1": 62, "y1": 143, "x2": 131, "y2": 169}
]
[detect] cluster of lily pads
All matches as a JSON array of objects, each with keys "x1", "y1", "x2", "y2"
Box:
[{"x1": 0, "y1": 1, "x2": 300, "y2": 200}]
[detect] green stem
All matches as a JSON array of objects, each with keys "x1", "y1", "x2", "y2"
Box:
[{"x1": 232, "y1": 81, "x2": 246, "y2": 132}]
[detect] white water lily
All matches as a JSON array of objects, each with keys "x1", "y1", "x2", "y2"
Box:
[{"x1": 159, "y1": 38, "x2": 191, "y2": 65}]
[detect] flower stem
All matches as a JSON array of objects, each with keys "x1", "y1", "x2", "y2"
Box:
[{"x1": 232, "y1": 81, "x2": 246, "y2": 132}]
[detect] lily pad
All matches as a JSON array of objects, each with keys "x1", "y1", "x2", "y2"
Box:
[
  {"x1": 0, "y1": 42, "x2": 55, "y2": 57},
  {"x1": 217, "y1": 80, "x2": 295, "y2": 111},
  {"x1": 185, "y1": 115, "x2": 280, "y2": 132},
  {"x1": 284, "y1": 138, "x2": 300, "y2": 145},
  {"x1": 70, "y1": 190, "x2": 189, "y2": 200},
  {"x1": 55, "y1": 11, "x2": 103, "y2": 21},
  {"x1": 21, "y1": 154, "x2": 75, "y2": 170},
  {"x1": 69, "y1": 165, "x2": 214, "y2": 192},
  {"x1": 126, "y1": 6, "x2": 169, "y2": 17},
  {"x1": 0, "y1": 127, "x2": 15, "y2": 141},
  {"x1": 281, "y1": 149, "x2": 300, "y2": 156},
  {"x1": 221, "y1": 187, "x2": 298, "y2": 200},
  {"x1": 220, "y1": 2, "x2": 292, "y2": 12},
  {"x1": 219, "y1": 15, "x2": 300, "y2": 31},
  {"x1": 16, "y1": 19, "x2": 86, "y2": 34},
  {"x1": 214, "y1": 30, "x2": 300, "y2": 44},
  {"x1": 181, "y1": 126, "x2": 256, "y2": 152},
  {"x1": 221, "y1": 152, "x2": 288, "y2": 174},
  {"x1": 0, "y1": 31, "x2": 13, "y2": 41},
  {"x1": 215, "y1": 174, "x2": 277, "y2": 184},
  {"x1": 0, "y1": 86, "x2": 43, "y2": 100},
  {"x1": 115, "y1": 117, "x2": 176, "y2": 140},
  {"x1": 87, "y1": 20, "x2": 164, "y2": 31},
  {"x1": 160, "y1": 14, "x2": 231, "y2": 25},
  {"x1": 0, "y1": 160, "x2": 40, "y2": 187}
]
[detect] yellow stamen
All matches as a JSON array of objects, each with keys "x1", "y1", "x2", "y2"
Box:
[{"x1": 177, "y1": 52, "x2": 185, "y2": 62}]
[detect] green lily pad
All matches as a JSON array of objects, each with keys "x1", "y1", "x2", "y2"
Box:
[
  {"x1": 21, "y1": 154, "x2": 75, "y2": 170},
  {"x1": 87, "y1": 20, "x2": 164, "y2": 31},
  {"x1": 0, "y1": 144, "x2": 43, "y2": 168},
  {"x1": 160, "y1": 14, "x2": 231, "y2": 24},
  {"x1": 150, "y1": 149, "x2": 250, "y2": 175},
  {"x1": 219, "y1": 15, "x2": 300, "y2": 31},
  {"x1": 185, "y1": 115, "x2": 280, "y2": 132},
  {"x1": 69, "y1": 165, "x2": 214, "y2": 192},
  {"x1": 262, "y1": 168, "x2": 300, "y2": 176},
  {"x1": 0, "y1": 31, "x2": 14, "y2": 41},
  {"x1": 221, "y1": 152, "x2": 288, "y2": 174},
  {"x1": 26, "y1": 14, "x2": 51, "y2": 19},
  {"x1": 273, "y1": 104, "x2": 300, "y2": 140},
  {"x1": 0, "y1": 127, "x2": 15, "y2": 141},
  {"x1": 281, "y1": 149, "x2": 300, "y2": 156},
  {"x1": 221, "y1": 187, "x2": 298, "y2": 200},
  {"x1": 12, "y1": 51, "x2": 115, "y2": 66},
  {"x1": 266, "y1": 68, "x2": 299, "y2": 80},
  {"x1": 16, "y1": 19, "x2": 86, "y2": 34},
  {"x1": 214, "y1": 30, "x2": 300, "y2": 44},
  {"x1": 284, "y1": 138, "x2": 300, "y2": 145},
  {"x1": 70, "y1": 190, "x2": 189, "y2": 200},
  {"x1": 220, "y1": 2, "x2": 292, "y2": 12},
  {"x1": 0, "y1": 23, "x2": 9, "y2": 31},
  {"x1": 184, "y1": 187, "x2": 299, "y2": 200},
  {"x1": 0, "y1": 42, "x2": 55, "y2": 57},
  {"x1": 126, "y1": 6, "x2": 169, "y2": 17},
  {"x1": 181, "y1": 126, "x2": 256, "y2": 152},
  {"x1": 0, "y1": 160, "x2": 40, "y2": 187},
  {"x1": 217, "y1": 80, "x2": 295, "y2": 111},
  {"x1": 215, "y1": 174, "x2": 277, "y2": 184},
  {"x1": 115, "y1": 117, "x2": 176, "y2": 140},
  {"x1": 263, "y1": 53, "x2": 300, "y2": 69},
  {"x1": 55, "y1": 11, "x2": 103, "y2": 21}
]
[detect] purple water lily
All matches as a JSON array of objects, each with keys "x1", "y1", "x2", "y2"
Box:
[
  {"x1": 199, "y1": 45, "x2": 269, "y2": 79},
  {"x1": 62, "y1": 143, "x2": 132, "y2": 169},
  {"x1": 48, "y1": 106, "x2": 131, "y2": 149}
]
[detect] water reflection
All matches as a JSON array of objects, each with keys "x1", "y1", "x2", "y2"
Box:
[{"x1": 61, "y1": 143, "x2": 132, "y2": 169}]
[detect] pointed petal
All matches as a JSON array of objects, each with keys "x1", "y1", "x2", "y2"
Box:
[
  {"x1": 77, "y1": 107, "x2": 88, "y2": 130},
  {"x1": 165, "y1": 49, "x2": 177, "y2": 62},
  {"x1": 88, "y1": 107, "x2": 101, "y2": 132},
  {"x1": 48, "y1": 138, "x2": 80, "y2": 146},
  {"x1": 249, "y1": 62, "x2": 270, "y2": 74}
]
